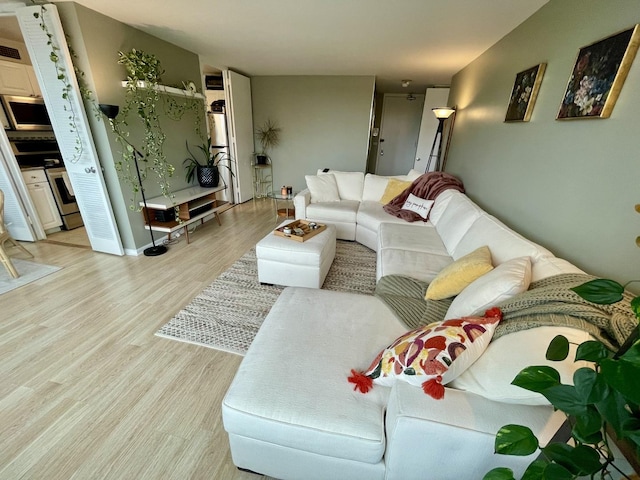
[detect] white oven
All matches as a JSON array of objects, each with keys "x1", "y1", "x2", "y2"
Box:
[{"x1": 45, "y1": 167, "x2": 83, "y2": 230}]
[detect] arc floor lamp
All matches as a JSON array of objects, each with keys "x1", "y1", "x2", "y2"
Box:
[
  {"x1": 425, "y1": 107, "x2": 456, "y2": 173},
  {"x1": 99, "y1": 103, "x2": 168, "y2": 257}
]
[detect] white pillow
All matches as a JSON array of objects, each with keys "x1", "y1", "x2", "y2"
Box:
[
  {"x1": 449, "y1": 327, "x2": 592, "y2": 405},
  {"x1": 318, "y1": 171, "x2": 364, "y2": 201},
  {"x1": 444, "y1": 256, "x2": 532, "y2": 320},
  {"x1": 305, "y1": 174, "x2": 340, "y2": 203},
  {"x1": 401, "y1": 193, "x2": 434, "y2": 219}
]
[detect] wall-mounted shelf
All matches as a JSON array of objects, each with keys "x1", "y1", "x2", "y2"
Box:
[{"x1": 120, "y1": 81, "x2": 205, "y2": 100}]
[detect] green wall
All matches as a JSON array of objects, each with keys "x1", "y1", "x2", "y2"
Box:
[
  {"x1": 251, "y1": 76, "x2": 375, "y2": 191},
  {"x1": 58, "y1": 3, "x2": 205, "y2": 253},
  {"x1": 447, "y1": 0, "x2": 640, "y2": 290}
]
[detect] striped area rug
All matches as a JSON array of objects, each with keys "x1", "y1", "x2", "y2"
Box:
[{"x1": 155, "y1": 240, "x2": 377, "y2": 355}]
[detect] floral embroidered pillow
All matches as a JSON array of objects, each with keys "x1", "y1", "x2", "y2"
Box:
[{"x1": 348, "y1": 308, "x2": 502, "y2": 399}]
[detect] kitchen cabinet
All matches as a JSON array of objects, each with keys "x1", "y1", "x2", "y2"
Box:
[
  {"x1": 21, "y1": 169, "x2": 62, "y2": 231},
  {"x1": 0, "y1": 60, "x2": 41, "y2": 96}
]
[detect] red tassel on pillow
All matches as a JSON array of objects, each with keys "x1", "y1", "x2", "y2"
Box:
[
  {"x1": 348, "y1": 369, "x2": 373, "y2": 394},
  {"x1": 422, "y1": 376, "x2": 445, "y2": 399}
]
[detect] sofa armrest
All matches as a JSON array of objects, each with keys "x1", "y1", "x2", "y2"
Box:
[
  {"x1": 384, "y1": 382, "x2": 565, "y2": 480},
  {"x1": 294, "y1": 189, "x2": 311, "y2": 220}
]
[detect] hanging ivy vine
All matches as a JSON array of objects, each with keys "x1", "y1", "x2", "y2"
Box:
[{"x1": 33, "y1": 5, "x2": 85, "y2": 163}]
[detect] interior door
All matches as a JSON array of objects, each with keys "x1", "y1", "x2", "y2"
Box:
[
  {"x1": 414, "y1": 88, "x2": 450, "y2": 173},
  {"x1": 375, "y1": 94, "x2": 425, "y2": 176},
  {"x1": 223, "y1": 70, "x2": 254, "y2": 203},
  {"x1": 17, "y1": 5, "x2": 124, "y2": 255}
]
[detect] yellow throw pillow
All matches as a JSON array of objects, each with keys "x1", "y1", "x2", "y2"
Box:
[
  {"x1": 425, "y1": 246, "x2": 494, "y2": 300},
  {"x1": 379, "y1": 179, "x2": 412, "y2": 204}
]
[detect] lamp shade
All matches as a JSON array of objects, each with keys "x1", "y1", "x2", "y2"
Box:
[
  {"x1": 432, "y1": 107, "x2": 455, "y2": 119},
  {"x1": 99, "y1": 104, "x2": 120, "y2": 119}
]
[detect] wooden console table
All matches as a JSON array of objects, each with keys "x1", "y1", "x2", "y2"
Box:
[{"x1": 141, "y1": 185, "x2": 227, "y2": 244}]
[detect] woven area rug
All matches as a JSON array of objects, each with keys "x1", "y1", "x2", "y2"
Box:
[
  {"x1": 0, "y1": 259, "x2": 61, "y2": 295},
  {"x1": 155, "y1": 240, "x2": 376, "y2": 355}
]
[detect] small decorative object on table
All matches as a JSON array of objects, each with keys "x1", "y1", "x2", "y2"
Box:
[{"x1": 274, "y1": 220, "x2": 327, "y2": 242}]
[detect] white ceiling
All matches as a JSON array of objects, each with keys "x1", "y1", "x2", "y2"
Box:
[{"x1": 5, "y1": 0, "x2": 549, "y2": 92}]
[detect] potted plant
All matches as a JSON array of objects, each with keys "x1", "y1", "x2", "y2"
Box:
[
  {"x1": 484, "y1": 278, "x2": 640, "y2": 480},
  {"x1": 255, "y1": 118, "x2": 281, "y2": 165},
  {"x1": 183, "y1": 138, "x2": 234, "y2": 188}
]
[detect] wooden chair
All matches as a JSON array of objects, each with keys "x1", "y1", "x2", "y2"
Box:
[{"x1": 0, "y1": 189, "x2": 33, "y2": 278}]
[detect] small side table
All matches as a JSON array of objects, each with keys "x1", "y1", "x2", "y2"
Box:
[{"x1": 266, "y1": 190, "x2": 297, "y2": 221}]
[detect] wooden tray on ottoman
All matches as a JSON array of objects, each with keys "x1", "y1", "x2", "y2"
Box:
[{"x1": 274, "y1": 220, "x2": 327, "y2": 242}]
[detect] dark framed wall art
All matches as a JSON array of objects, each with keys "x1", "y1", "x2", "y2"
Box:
[
  {"x1": 558, "y1": 24, "x2": 640, "y2": 119},
  {"x1": 504, "y1": 63, "x2": 547, "y2": 122}
]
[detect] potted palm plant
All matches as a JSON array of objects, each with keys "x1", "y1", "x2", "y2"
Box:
[
  {"x1": 183, "y1": 138, "x2": 234, "y2": 188},
  {"x1": 255, "y1": 118, "x2": 281, "y2": 165}
]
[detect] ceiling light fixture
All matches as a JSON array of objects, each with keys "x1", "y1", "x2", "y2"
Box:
[{"x1": 401, "y1": 79, "x2": 412, "y2": 88}]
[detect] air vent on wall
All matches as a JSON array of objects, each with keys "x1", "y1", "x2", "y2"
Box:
[{"x1": 0, "y1": 44, "x2": 21, "y2": 61}]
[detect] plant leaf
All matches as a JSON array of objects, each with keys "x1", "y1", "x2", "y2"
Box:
[
  {"x1": 482, "y1": 468, "x2": 515, "y2": 480},
  {"x1": 542, "y1": 385, "x2": 587, "y2": 416},
  {"x1": 595, "y1": 388, "x2": 633, "y2": 437},
  {"x1": 573, "y1": 405, "x2": 603, "y2": 440},
  {"x1": 541, "y1": 463, "x2": 574, "y2": 480},
  {"x1": 600, "y1": 358, "x2": 640, "y2": 405},
  {"x1": 575, "y1": 340, "x2": 609, "y2": 362},
  {"x1": 521, "y1": 459, "x2": 547, "y2": 480},
  {"x1": 573, "y1": 367, "x2": 604, "y2": 403},
  {"x1": 542, "y1": 443, "x2": 578, "y2": 474},
  {"x1": 631, "y1": 296, "x2": 640, "y2": 320},
  {"x1": 570, "y1": 445, "x2": 603, "y2": 475},
  {"x1": 494, "y1": 424, "x2": 539, "y2": 456},
  {"x1": 571, "y1": 279, "x2": 624, "y2": 304},
  {"x1": 546, "y1": 335, "x2": 570, "y2": 361},
  {"x1": 511, "y1": 366, "x2": 561, "y2": 393},
  {"x1": 620, "y1": 341, "x2": 640, "y2": 366}
]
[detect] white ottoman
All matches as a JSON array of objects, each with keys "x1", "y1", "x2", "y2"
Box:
[{"x1": 256, "y1": 223, "x2": 336, "y2": 288}]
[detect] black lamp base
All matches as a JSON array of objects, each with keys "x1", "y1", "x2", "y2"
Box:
[{"x1": 144, "y1": 245, "x2": 168, "y2": 256}]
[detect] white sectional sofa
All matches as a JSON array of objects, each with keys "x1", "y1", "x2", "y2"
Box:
[
  {"x1": 223, "y1": 172, "x2": 593, "y2": 480},
  {"x1": 293, "y1": 169, "x2": 425, "y2": 250}
]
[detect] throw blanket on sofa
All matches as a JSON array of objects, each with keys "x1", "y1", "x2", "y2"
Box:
[
  {"x1": 383, "y1": 172, "x2": 465, "y2": 222},
  {"x1": 375, "y1": 273, "x2": 637, "y2": 351}
]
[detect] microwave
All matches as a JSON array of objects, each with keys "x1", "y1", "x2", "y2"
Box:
[{"x1": 1, "y1": 95, "x2": 52, "y2": 131}]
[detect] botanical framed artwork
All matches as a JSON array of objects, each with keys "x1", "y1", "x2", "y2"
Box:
[
  {"x1": 504, "y1": 63, "x2": 546, "y2": 122},
  {"x1": 557, "y1": 24, "x2": 640, "y2": 119}
]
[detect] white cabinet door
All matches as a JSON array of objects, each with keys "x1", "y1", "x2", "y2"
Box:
[
  {"x1": 223, "y1": 70, "x2": 254, "y2": 203},
  {"x1": 26, "y1": 66, "x2": 41, "y2": 96},
  {"x1": 0, "y1": 60, "x2": 34, "y2": 96},
  {"x1": 26, "y1": 181, "x2": 62, "y2": 230}
]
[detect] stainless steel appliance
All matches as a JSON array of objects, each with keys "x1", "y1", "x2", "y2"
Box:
[
  {"x1": 45, "y1": 167, "x2": 83, "y2": 230},
  {"x1": 208, "y1": 109, "x2": 234, "y2": 203},
  {"x1": 8, "y1": 131, "x2": 62, "y2": 169},
  {"x1": 1, "y1": 95, "x2": 52, "y2": 131}
]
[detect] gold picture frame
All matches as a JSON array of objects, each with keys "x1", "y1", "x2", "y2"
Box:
[
  {"x1": 504, "y1": 63, "x2": 547, "y2": 122},
  {"x1": 557, "y1": 24, "x2": 640, "y2": 119}
]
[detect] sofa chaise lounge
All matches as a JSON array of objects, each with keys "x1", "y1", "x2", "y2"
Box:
[{"x1": 222, "y1": 171, "x2": 626, "y2": 480}]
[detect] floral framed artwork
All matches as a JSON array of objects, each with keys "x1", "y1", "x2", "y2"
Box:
[
  {"x1": 504, "y1": 63, "x2": 546, "y2": 122},
  {"x1": 558, "y1": 24, "x2": 640, "y2": 119}
]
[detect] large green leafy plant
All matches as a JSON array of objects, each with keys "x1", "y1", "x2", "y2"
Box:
[{"x1": 484, "y1": 279, "x2": 640, "y2": 480}]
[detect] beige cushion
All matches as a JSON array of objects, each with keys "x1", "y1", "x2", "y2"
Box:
[
  {"x1": 425, "y1": 246, "x2": 493, "y2": 300},
  {"x1": 379, "y1": 179, "x2": 412, "y2": 204},
  {"x1": 305, "y1": 174, "x2": 340, "y2": 203}
]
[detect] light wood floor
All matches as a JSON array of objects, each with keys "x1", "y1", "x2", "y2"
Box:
[{"x1": 0, "y1": 199, "x2": 279, "y2": 480}]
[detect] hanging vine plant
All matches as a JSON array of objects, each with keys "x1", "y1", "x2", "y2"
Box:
[
  {"x1": 109, "y1": 48, "x2": 175, "y2": 210},
  {"x1": 33, "y1": 5, "x2": 86, "y2": 163}
]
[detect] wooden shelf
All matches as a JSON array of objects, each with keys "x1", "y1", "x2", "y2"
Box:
[
  {"x1": 121, "y1": 81, "x2": 205, "y2": 99},
  {"x1": 141, "y1": 186, "x2": 227, "y2": 244}
]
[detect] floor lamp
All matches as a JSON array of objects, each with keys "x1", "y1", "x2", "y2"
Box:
[
  {"x1": 99, "y1": 103, "x2": 168, "y2": 257},
  {"x1": 425, "y1": 107, "x2": 456, "y2": 173}
]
